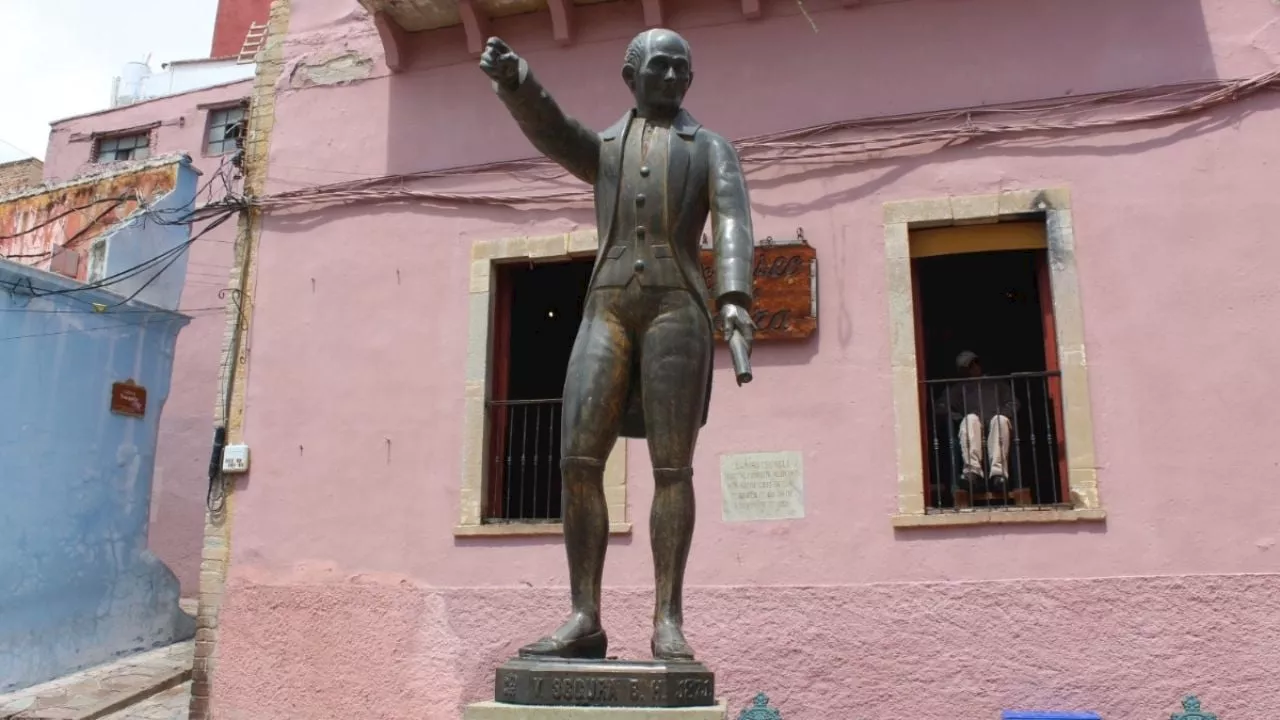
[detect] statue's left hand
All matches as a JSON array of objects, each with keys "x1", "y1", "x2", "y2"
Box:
[{"x1": 720, "y1": 303, "x2": 755, "y2": 353}]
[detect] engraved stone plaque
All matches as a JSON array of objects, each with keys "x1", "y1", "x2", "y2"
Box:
[
  {"x1": 719, "y1": 451, "x2": 804, "y2": 522},
  {"x1": 494, "y1": 657, "x2": 715, "y2": 708}
]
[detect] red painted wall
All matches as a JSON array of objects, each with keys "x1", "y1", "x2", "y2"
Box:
[{"x1": 210, "y1": 0, "x2": 272, "y2": 58}]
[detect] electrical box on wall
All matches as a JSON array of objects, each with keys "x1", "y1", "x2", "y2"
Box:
[{"x1": 221, "y1": 444, "x2": 250, "y2": 474}]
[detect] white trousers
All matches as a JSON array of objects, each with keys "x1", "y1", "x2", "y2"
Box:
[{"x1": 959, "y1": 414, "x2": 1011, "y2": 478}]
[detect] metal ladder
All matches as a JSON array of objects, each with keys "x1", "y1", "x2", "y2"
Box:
[{"x1": 237, "y1": 22, "x2": 268, "y2": 64}]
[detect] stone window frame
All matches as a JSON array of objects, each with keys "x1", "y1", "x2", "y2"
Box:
[
  {"x1": 456, "y1": 230, "x2": 632, "y2": 537},
  {"x1": 883, "y1": 188, "x2": 1106, "y2": 528}
]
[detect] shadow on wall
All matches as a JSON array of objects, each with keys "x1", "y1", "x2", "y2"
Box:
[{"x1": 380, "y1": 0, "x2": 1214, "y2": 179}]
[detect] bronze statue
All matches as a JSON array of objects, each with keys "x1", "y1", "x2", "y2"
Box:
[{"x1": 481, "y1": 28, "x2": 755, "y2": 663}]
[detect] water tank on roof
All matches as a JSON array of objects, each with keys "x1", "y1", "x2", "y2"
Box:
[{"x1": 115, "y1": 61, "x2": 152, "y2": 106}]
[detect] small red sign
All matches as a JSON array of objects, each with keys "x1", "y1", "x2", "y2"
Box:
[{"x1": 110, "y1": 381, "x2": 147, "y2": 418}]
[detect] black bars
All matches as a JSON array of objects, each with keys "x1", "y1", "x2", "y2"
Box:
[
  {"x1": 921, "y1": 371, "x2": 1066, "y2": 510},
  {"x1": 486, "y1": 398, "x2": 564, "y2": 522}
]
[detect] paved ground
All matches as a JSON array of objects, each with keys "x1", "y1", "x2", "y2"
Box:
[
  {"x1": 100, "y1": 683, "x2": 190, "y2": 720},
  {"x1": 0, "y1": 641, "x2": 193, "y2": 720}
]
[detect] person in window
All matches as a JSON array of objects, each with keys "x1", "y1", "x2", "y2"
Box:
[{"x1": 935, "y1": 351, "x2": 1019, "y2": 493}]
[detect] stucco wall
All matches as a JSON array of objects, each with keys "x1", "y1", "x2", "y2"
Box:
[
  {"x1": 95, "y1": 158, "x2": 199, "y2": 311},
  {"x1": 213, "y1": 0, "x2": 1280, "y2": 717},
  {"x1": 45, "y1": 80, "x2": 253, "y2": 596},
  {"x1": 0, "y1": 160, "x2": 180, "y2": 281},
  {"x1": 0, "y1": 261, "x2": 194, "y2": 693},
  {"x1": 216, "y1": 577, "x2": 1280, "y2": 720}
]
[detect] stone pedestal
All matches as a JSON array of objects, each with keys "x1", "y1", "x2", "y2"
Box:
[
  {"x1": 494, "y1": 657, "x2": 716, "y2": 708},
  {"x1": 464, "y1": 701, "x2": 728, "y2": 720}
]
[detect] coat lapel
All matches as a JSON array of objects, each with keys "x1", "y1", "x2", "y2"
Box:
[
  {"x1": 665, "y1": 109, "x2": 701, "y2": 232},
  {"x1": 598, "y1": 111, "x2": 633, "y2": 240},
  {"x1": 589, "y1": 110, "x2": 634, "y2": 291}
]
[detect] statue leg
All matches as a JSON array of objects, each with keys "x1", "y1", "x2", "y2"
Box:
[
  {"x1": 640, "y1": 291, "x2": 711, "y2": 661},
  {"x1": 518, "y1": 290, "x2": 631, "y2": 660}
]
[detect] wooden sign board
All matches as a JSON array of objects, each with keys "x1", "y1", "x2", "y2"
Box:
[
  {"x1": 110, "y1": 381, "x2": 147, "y2": 418},
  {"x1": 698, "y1": 240, "x2": 818, "y2": 341}
]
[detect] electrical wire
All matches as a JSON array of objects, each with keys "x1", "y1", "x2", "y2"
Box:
[
  {"x1": 97, "y1": 212, "x2": 237, "y2": 310},
  {"x1": 1, "y1": 153, "x2": 245, "y2": 260},
  {"x1": 0, "y1": 313, "x2": 222, "y2": 343},
  {"x1": 0, "y1": 195, "x2": 137, "y2": 242},
  {"x1": 0, "y1": 204, "x2": 240, "y2": 303},
  {"x1": 2, "y1": 198, "x2": 133, "y2": 261},
  {"x1": 249, "y1": 68, "x2": 1280, "y2": 211},
  {"x1": 0, "y1": 305, "x2": 228, "y2": 314}
]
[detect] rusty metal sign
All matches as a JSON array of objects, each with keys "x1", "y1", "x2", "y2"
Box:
[
  {"x1": 110, "y1": 380, "x2": 147, "y2": 418},
  {"x1": 699, "y1": 229, "x2": 818, "y2": 341}
]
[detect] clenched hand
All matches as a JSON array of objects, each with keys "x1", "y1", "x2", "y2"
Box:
[{"x1": 479, "y1": 37, "x2": 521, "y2": 91}]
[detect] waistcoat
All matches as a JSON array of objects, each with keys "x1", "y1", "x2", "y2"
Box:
[{"x1": 592, "y1": 118, "x2": 686, "y2": 290}]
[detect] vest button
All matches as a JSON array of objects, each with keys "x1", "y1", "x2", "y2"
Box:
[
  {"x1": 634, "y1": 259, "x2": 646, "y2": 272},
  {"x1": 635, "y1": 193, "x2": 646, "y2": 206},
  {"x1": 636, "y1": 226, "x2": 647, "y2": 239},
  {"x1": 639, "y1": 166, "x2": 651, "y2": 177}
]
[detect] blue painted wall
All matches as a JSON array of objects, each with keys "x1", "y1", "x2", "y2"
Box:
[{"x1": 0, "y1": 258, "x2": 195, "y2": 688}]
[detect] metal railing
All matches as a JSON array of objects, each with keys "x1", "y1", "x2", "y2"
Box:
[
  {"x1": 921, "y1": 371, "x2": 1066, "y2": 510},
  {"x1": 486, "y1": 398, "x2": 563, "y2": 522}
]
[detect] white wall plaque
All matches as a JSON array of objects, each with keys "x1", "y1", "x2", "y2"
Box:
[{"x1": 719, "y1": 451, "x2": 805, "y2": 522}]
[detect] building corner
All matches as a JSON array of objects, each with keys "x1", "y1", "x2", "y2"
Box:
[{"x1": 188, "y1": 0, "x2": 291, "y2": 718}]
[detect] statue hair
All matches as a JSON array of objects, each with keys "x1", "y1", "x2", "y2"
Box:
[{"x1": 623, "y1": 29, "x2": 691, "y2": 72}]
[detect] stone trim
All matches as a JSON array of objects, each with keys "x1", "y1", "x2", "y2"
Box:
[
  {"x1": 455, "y1": 521, "x2": 634, "y2": 537},
  {"x1": 456, "y1": 230, "x2": 631, "y2": 537},
  {"x1": 882, "y1": 188, "x2": 1103, "y2": 528},
  {"x1": 892, "y1": 508, "x2": 1106, "y2": 528},
  {"x1": 188, "y1": 1, "x2": 290, "y2": 719}
]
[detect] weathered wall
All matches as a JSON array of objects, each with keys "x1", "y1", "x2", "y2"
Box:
[
  {"x1": 0, "y1": 261, "x2": 194, "y2": 693},
  {"x1": 0, "y1": 161, "x2": 179, "y2": 281},
  {"x1": 45, "y1": 80, "x2": 252, "y2": 595},
  {"x1": 213, "y1": 0, "x2": 1280, "y2": 718},
  {"x1": 0, "y1": 158, "x2": 44, "y2": 196},
  {"x1": 96, "y1": 160, "x2": 199, "y2": 311}
]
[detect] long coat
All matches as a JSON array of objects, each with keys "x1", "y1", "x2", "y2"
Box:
[{"x1": 493, "y1": 61, "x2": 755, "y2": 438}]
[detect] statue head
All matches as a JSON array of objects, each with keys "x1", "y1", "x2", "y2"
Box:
[{"x1": 622, "y1": 29, "x2": 693, "y2": 118}]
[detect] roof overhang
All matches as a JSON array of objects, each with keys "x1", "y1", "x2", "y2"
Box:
[{"x1": 357, "y1": 0, "x2": 843, "y2": 70}]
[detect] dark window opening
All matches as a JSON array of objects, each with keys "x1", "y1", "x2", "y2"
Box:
[
  {"x1": 485, "y1": 257, "x2": 593, "y2": 522},
  {"x1": 95, "y1": 132, "x2": 151, "y2": 163},
  {"x1": 206, "y1": 105, "x2": 248, "y2": 156},
  {"x1": 913, "y1": 243, "x2": 1068, "y2": 511}
]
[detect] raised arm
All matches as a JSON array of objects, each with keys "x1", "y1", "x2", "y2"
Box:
[{"x1": 480, "y1": 37, "x2": 600, "y2": 185}]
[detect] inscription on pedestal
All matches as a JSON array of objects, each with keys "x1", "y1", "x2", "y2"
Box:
[{"x1": 494, "y1": 657, "x2": 716, "y2": 708}]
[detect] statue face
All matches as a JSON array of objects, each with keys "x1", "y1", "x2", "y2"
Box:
[{"x1": 624, "y1": 30, "x2": 693, "y2": 115}]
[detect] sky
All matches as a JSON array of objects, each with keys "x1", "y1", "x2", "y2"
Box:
[{"x1": 0, "y1": 0, "x2": 220, "y2": 163}]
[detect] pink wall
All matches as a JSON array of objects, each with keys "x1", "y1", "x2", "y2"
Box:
[
  {"x1": 46, "y1": 80, "x2": 253, "y2": 596},
  {"x1": 214, "y1": 0, "x2": 1280, "y2": 718}
]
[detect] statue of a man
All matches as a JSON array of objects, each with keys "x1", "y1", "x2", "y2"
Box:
[{"x1": 480, "y1": 28, "x2": 755, "y2": 663}]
